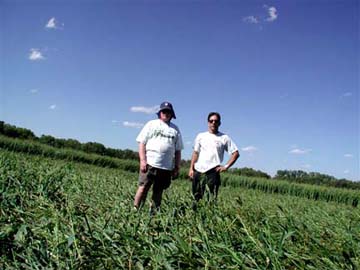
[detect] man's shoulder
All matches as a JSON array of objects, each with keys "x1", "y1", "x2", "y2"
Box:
[
  {"x1": 198, "y1": 131, "x2": 225, "y2": 136},
  {"x1": 217, "y1": 131, "x2": 228, "y2": 137},
  {"x1": 145, "y1": 119, "x2": 160, "y2": 127},
  {"x1": 218, "y1": 132, "x2": 233, "y2": 141},
  {"x1": 196, "y1": 131, "x2": 209, "y2": 138},
  {"x1": 148, "y1": 119, "x2": 160, "y2": 124}
]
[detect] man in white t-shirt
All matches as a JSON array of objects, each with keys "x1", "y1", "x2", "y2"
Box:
[
  {"x1": 134, "y1": 101, "x2": 183, "y2": 213},
  {"x1": 188, "y1": 112, "x2": 239, "y2": 205}
]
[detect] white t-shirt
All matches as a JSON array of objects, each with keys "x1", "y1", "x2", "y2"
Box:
[
  {"x1": 136, "y1": 119, "x2": 183, "y2": 170},
  {"x1": 193, "y1": 131, "x2": 238, "y2": 173}
]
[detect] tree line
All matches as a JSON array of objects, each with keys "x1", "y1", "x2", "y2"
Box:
[
  {"x1": 274, "y1": 170, "x2": 360, "y2": 190},
  {"x1": 229, "y1": 167, "x2": 271, "y2": 179},
  {"x1": 0, "y1": 121, "x2": 138, "y2": 160}
]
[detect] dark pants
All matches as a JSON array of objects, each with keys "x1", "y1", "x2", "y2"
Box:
[
  {"x1": 138, "y1": 165, "x2": 172, "y2": 208},
  {"x1": 192, "y1": 168, "x2": 221, "y2": 202}
]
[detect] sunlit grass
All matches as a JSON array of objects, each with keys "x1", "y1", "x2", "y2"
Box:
[{"x1": 1, "y1": 150, "x2": 359, "y2": 269}]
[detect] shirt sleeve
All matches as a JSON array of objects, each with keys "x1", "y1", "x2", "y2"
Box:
[
  {"x1": 193, "y1": 134, "x2": 201, "y2": 152},
  {"x1": 176, "y1": 130, "x2": 184, "y2": 151},
  {"x1": 136, "y1": 121, "x2": 151, "y2": 144},
  {"x1": 225, "y1": 135, "x2": 238, "y2": 154}
]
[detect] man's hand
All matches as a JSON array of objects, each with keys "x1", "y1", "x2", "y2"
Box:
[
  {"x1": 172, "y1": 166, "x2": 180, "y2": 180},
  {"x1": 188, "y1": 168, "x2": 194, "y2": 181},
  {"x1": 140, "y1": 160, "x2": 147, "y2": 173},
  {"x1": 138, "y1": 143, "x2": 147, "y2": 173},
  {"x1": 215, "y1": 165, "x2": 228, "y2": 173}
]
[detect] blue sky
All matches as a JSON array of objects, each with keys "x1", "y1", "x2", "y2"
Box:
[{"x1": 1, "y1": 0, "x2": 359, "y2": 181}]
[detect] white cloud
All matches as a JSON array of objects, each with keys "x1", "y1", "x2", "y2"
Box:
[
  {"x1": 289, "y1": 148, "x2": 312, "y2": 154},
  {"x1": 45, "y1": 17, "x2": 64, "y2": 30},
  {"x1": 49, "y1": 104, "x2": 57, "y2": 110},
  {"x1": 29, "y1": 49, "x2": 45, "y2": 61},
  {"x1": 123, "y1": 121, "x2": 144, "y2": 128},
  {"x1": 342, "y1": 92, "x2": 352, "y2": 97},
  {"x1": 243, "y1": 5, "x2": 278, "y2": 27},
  {"x1": 344, "y1": 154, "x2": 353, "y2": 158},
  {"x1": 243, "y1": 16, "x2": 259, "y2": 24},
  {"x1": 30, "y1": 89, "x2": 38, "y2": 94},
  {"x1": 344, "y1": 169, "x2": 350, "y2": 174},
  {"x1": 265, "y1": 6, "x2": 278, "y2": 22},
  {"x1": 241, "y1": 146, "x2": 258, "y2": 153},
  {"x1": 46, "y1": 17, "x2": 57, "y2": 29},
  {"x1": 130, "y1": 105, "x2": 159, "y2": 114}
]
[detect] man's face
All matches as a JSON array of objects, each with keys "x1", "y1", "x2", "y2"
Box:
[
  {"x1": 159, "y1": 109, "x2": 172, "y2": 122},
  {"x1": 208, "y1": 115, "x2": 220, "y2": 133}
]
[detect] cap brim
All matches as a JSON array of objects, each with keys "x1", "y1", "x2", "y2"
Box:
[{"x1": 159, "y1": 107, "x2": 176, "y2": 119}]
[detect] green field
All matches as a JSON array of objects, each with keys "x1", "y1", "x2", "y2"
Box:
[{"x1": 1, "y1": 149, "x2": 359, "y2": 269}]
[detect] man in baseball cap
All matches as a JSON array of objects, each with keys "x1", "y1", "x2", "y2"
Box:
[{"x1": 134, "y1": 101, "x2": 183, "y2": 214}]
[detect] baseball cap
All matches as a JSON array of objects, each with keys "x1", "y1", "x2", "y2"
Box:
[{"x1": 158, "y1": 101, "x2": 176, "y2": 119}]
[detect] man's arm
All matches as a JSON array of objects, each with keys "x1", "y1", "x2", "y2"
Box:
[
  {"x1": 188, "y1": 151, "x2": 199, "y2": 180},
  {"x1": 175, "y1": 150, "x2": 181, "y2": 169},
  {"x1": 139, "y1": 142, "x2": 147, "y2": 173},
  {"x1": 172, "y1": 150, "x2": 181, "y2": 179},
  {"x1": 217, "y1": 150, "x2": 239, "y2": 172}
]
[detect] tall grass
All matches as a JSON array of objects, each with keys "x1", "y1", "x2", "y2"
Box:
[
  {"x1": 1, "y1": 150, "x2": 359, "y2": 269},
  {"x1": 222, "y1": 174, "x2": 360, "y2": 207},
  {"x1": 1, "y1": 135, "x2": 359, "y2": 207}
]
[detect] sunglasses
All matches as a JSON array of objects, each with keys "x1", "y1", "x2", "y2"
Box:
[
  {"x1": 161, "y1": 109, "x2": 172, "y2": 114},
  {"x1": 208, "y1": 119, "x2": 220, "y2": 124}
]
